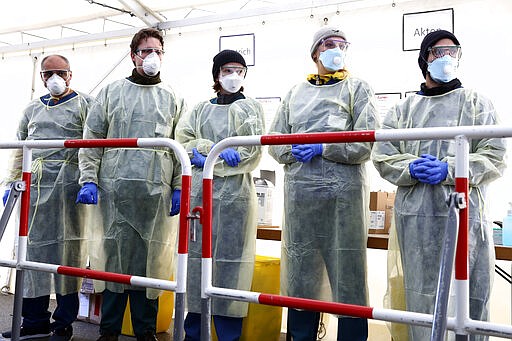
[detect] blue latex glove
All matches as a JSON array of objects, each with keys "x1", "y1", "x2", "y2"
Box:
[
  {"x1": 420, "y1": 154, "x2": 437, "y2": 161},
  {"x1": 191, "y1": 148, "x2": 206, "y2": 168},
  {"x1": 75, "y1": 182, "x2": 98, "y2": 204},
  {"x1": 410, "y1": 154, "x2": 448, "y2": 185},
  {"x1": 409, "y1": 157, "x2": 428, "y2": 179},
  {"x1": 291, "y1": 144, "x2": 323, "y2": 163},
  {"x1": 410, "y1": 154, "x2": 436, "y2": 179},
  {"x1": 170, "y1": 190, "x2": 181, "y2": 216},
  {"x1": 219, "y1": 148, "x2": 241, "y2": 167},
  {"x1": 422, "y1": 159, "x2": 448, "y2": 184},
  {"x1": 2, "y1": 189, "x2": 10, "y2": 206}
]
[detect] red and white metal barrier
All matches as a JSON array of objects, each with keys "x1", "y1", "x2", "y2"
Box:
[
  {"x1": 198, "y1": 125, "x2": 512, "y2": 340},
  {"x1": 0, "y1": 138, "x2": 191, "y2": 341}
]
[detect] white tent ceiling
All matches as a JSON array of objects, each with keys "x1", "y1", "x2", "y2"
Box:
[{"x1": 0, "y1": 0, "x2": 393, "y2": 54}]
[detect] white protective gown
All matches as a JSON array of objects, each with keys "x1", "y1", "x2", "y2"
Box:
[
  {"x1": 176, "y1": 96, "x2": 264, "y2": 317},
  {"x1": 372, "y1": 87, "x2": 507, "y2": 340},
  {"x1": 268, "y1": 77, "x2": 379, "y2": 307},
  {"x1": 4, "y1": 91, "x2": 93, "y2": 297},
  {"x1": 78, "y1": 78, "x2": 185, "y2": 299}
]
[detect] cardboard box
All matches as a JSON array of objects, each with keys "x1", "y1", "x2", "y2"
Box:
[
  {"x1": 369, "y1": 191, "x2": 395, "y2": 234},
  {"x1": 254, "y1": 178, "x2": 274, "y2": 226},
  {"x1": 384, "y1": 192, "x2": 396, "y2": 233},
  {"x1": 77, "y1": 292, "x2": 102, "y2": 324},
  {"x1": 77, "y1": 276, "x2": 101, "y2": 324}
]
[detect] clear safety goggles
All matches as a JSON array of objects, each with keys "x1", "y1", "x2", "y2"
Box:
[
  {"x1": 220, "y1": 66, "x2": 247, "y2": 77},
  {"x1": 40, "y1": 69, "x2": 70, "y2": 81},
  {"x1": 320, "y1": 38, "x2": 350, "y2": 51},
  {"x1": 428, "y1": 45, "x2": 461, "y2": 59},
  {"x1": 136, "y1": 48, "x2": 165, "y2": 58}
]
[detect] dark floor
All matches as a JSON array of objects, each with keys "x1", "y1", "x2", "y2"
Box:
[
  {"x1": 0, "y1": 293, "x2": 171, "y2": 341},
  {"x1": 0, "y1": 294, "x2": 287, "y2": 341}
]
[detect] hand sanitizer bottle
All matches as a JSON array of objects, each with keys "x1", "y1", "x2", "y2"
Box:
[{"x1": 502, "y1": 202, "x2": 512, "y2": 246}]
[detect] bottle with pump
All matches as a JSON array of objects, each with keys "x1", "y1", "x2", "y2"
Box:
[{"x1": 502, "y1": 202, "x2": 512, "y2": 246}]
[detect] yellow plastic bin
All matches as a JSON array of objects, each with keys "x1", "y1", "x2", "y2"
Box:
[
  {"x1": 121, "y1": 289, "x2": 175, "y2": 336},
  {"x1": 213, "y1": 255, "x2": 282, "y2": 341}
]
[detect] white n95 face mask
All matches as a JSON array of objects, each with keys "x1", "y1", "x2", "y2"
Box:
[
  {"x1": 46, "y1": 73, "x2": 67, "y2": 96},
  {"x1": 142, "y1": 52, "x2": 161, "y2": 76},
  {"x1": 319, "y1": 47, "x2": 345, "y2": 72},
  {"x1": 219, "y1": 72, "x2": 244, "y2": 93},
  {"x1": 427, "y1": 55, "x2": 458, "y2": 83}
]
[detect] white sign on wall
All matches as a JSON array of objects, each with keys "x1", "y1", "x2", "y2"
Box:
[
  {"x1": 375, "y1": 93, "x2": 402, "y2": 122},
  {"x1": 219, "y1": 33, "x2": 255, "y2": 66},
  {"x1": 256, "y1": 96, "x2": 281, "y2": 130},
  {"x1": 402, "y1": 8, "x2": 454, "y2": 51}
]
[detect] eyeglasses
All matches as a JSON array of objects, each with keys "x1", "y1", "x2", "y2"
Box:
[
  {"x1": 320, "y1": 38, "x2": 350, "y2": 51},
  {"x1": 428, "y1": 45, "x2": 461, "y2": 59},
  {"x1": 220, "y1": 66, "x2": 247, "y2": 77},
  {"x1": 40, "y1": 69, "x2": 70, "y2": 80},
  {"x1": 136, "y1": 48, "x2": 165, "y2": 58}
]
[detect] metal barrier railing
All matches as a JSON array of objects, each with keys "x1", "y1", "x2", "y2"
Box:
[
  {"x1": 197, "y1": 125, "x2": 512, "y2": 340},
  {"x1": 0, "y1": 138, "x2": 192, "y2": 341}
]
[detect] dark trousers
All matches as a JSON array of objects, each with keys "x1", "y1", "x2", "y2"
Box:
[
  {"x1": 287, "y1": 308, "x2": 368, "y2": 341},
  {"x1": 99, "y1": 289, "x2": 158, "y2": 337},
  {"x1": 184, "y1": 312, "x2": 243, "y2": 341},
  {"x1": 22, "y1": 293, "x2": 79, "y2": 331}
]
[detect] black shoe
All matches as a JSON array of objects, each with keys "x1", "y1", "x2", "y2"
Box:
[
  {"x1": 136, "y1": 332, "x2": 158, "y2": 341},
  {"x1": 1, "y1": 326, "x2": 51, "y2": 340},
  {"x1": 49, "y1": 326, "x2": 73, "y2": 341},
  {"x1": 96, "y1": 334, "x2": 118, "y2": 341}
]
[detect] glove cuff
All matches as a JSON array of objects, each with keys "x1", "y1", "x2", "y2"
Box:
[
  {"x1": 315, "y1": 143, "x2": 323, "y2": 155},
  {"x1": 409, "y1": 162, "x2": 417, "y2": 179}
]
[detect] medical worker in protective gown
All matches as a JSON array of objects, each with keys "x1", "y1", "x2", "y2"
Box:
[
  {"x1": 1, "y1": 54, "x2": 93, "y2": 341},
  {"x1": 76, "y1": 28, "x2": 185, "y2": 341},
  {"x1": 268, "y1": 27, "x2": 379, "y2": 341},
  {"x1": 176, "y1": 49, "x2": 264, "y2": 341},
  {"x1": 372, "y1": 30, "x2": 507, "y2": 341}
]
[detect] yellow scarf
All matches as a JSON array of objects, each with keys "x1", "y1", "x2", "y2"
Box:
[{"x1": 306, "y1": 70, "x2": 350, "y2": 85}]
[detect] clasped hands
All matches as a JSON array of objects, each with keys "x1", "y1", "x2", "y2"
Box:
[
  {"x1": 409, "y1": 154, "x2": 448, "y2": 185},
  {"x1": 291, "y1": 144, "x2": 323, "y2": 163}
]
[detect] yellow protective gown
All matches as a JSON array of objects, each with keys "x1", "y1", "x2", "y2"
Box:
[
  {"x1": 372, "y1": 88, "x2": 507, "y2": 340},
  {"x1": 4, "y1": 91, "x2": 93, "y2": 297},
  {"x1": 175, "y1": 97, "x2": 264, "y2": 317},
  {"x1": 78, "y1": 78, "x2": 185, "y2": 299},
  {"x1": 268, "y1": 77, "x2": 379, "y2": 306}
]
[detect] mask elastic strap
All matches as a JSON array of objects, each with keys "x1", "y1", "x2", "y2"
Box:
[{"x1": 46, "y1": 87, "x2": 69, "y2": 109}]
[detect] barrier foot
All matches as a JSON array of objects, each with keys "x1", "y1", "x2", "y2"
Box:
[
  {"x1": 11, "y1": 269, "x2": 25, "y2": 341},
  {"x1": 173, "y1": 293, "x2": 185, "y2": 341},
  {"x1": 201, "y1": 298, "x2": 211, "y2": 341}
]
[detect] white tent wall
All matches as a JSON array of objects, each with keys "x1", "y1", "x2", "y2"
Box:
[
  {"x1": 0, "y1": 55, "x2": 37, "y2": 291},
  {"x1": 0, "y1": 0, "x2": 511, "y2": 338}
]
